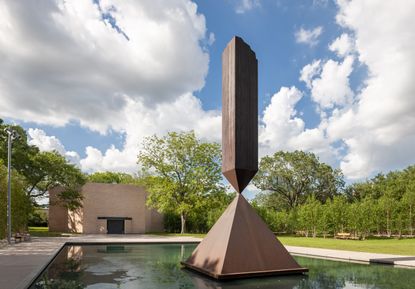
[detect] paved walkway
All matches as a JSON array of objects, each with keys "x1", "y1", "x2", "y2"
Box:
[
  {"x1": 286, "y1": 245, "x2": 415, "y2": 267},
  {"x1": 0, "y1": 235, "x2": 414, "y2": 289}
]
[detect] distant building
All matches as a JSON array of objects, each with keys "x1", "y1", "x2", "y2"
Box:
[{"x1": 49, "y1": 183, "x2": 164, "y2": 234}]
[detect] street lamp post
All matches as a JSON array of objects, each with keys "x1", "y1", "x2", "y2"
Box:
[{"x1": 4, "y1": 128, "x2": 19, "y2": 245}]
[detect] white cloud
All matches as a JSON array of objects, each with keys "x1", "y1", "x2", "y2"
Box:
[
  {"x1": 28, "y1": 128, "x2": 65, "y2": 155},
  {"x1": 0, "y1": 0, "x2": 221, "y2": 174},
  {"x1": 0, "y1": 0, "x2": 210, "y2": 133},
  {"x1": 80, "y1": 146, "x2": 105, "y2": 172},
  {"x1": 80, "y1": 94, "x2": 221, "y2": 173},
  {"x1": 270, "y1": 0, "x2": 415, "y2": 180},
  {"x1": 3, "y1": 0, "x2": 415, "y2": 184},
  {"x1": 295, "y1": 26, "x2": 323, "y2": 47},
  {"x1": 259, "y1": 86, "x2": 335, "y2": 163},
  {"x1": 300, "y1": 60, "x2": 321, "y2": 88},
  {"x1": 260, "y1": 86, "x2": 305, "y2": 150},
  {"x1": 306, "y1": 56, "x2": 354, "y2": 109},
  {"x1": 27, "y1": 128, "x2": 80, "y2": 165},
  {"x1": 235, "y1": 0, "x2": 261, "y2": 14},
  {"x1": 325, "y1": 0, "x2": 415, "y2": 179},
  {"x1": 329, "y1": 33, "x2": 354, "y2": 57}
]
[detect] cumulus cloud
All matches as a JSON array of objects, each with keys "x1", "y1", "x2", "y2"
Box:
[
  {"x1": 283, "y1": 1, "x2": 415, "y2": 180},
  {"x1": 329, "y1": 33, "x2": 354, "y2": 57},
  {"x1": 306, "y1": 56, "x2": 354, "y2": 110},
  {"x1": 0, "y1": 0, "x2": 221, "y2": 173},
  {"x1": 259, "y1": 86, "x2": 335, "y2": 163},
  {"x1": 3, "y1": 0, "x2": 415, "y2": 183},
  {"x1": 27, "y1": 128, "x2": 80, "y2": 165},
  {"x1": 27, "y1": 94, "x2": 221, "y2": 174},
  {"x1": 300, "y1": 60, "x2": 321, "y2": 88},
  {"x1": 80, "y1": 94, "x2": 221, "y2": 173},
  {"x1": 235, "y1": 0, "x2": 261, "y2": 14},
  {"x1": 295, "y1": 26, "x2": 323, "y2": 47},
  {"x1": 325, "y1": 0, "x2": 415, "y2": 178},
  {"x1": 0, "y1": 0, "x2": 210, "y2": 133}
]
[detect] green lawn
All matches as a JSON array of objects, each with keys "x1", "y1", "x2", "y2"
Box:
[
  {"x1": 31, "y1": 229, "x2": 415, "y2": 256},
  {"x1": 28, "y1": 226, "x2": 73, "y2": 237},
  {"x1": 153, "y1": 233, "x2": 415, "y2": 256},
  {"x1": 278, "y1": 236, "x2": 415, "y2": 256},
  {"x1": 148, "y1": 232, "x2": 207, "y2": 239}
]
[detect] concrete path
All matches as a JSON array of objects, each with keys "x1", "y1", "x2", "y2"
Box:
[
  {"x1": 286, "y1": 245, "x2": 415, "y2": 268},
  {"x1": 0, "y1": 237, "x2": 64, "y2": 289},
  {"x1": 0, "y1": 235, "x2": 414, "y2": 289}
]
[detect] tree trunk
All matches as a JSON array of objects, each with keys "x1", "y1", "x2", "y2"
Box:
[{"x1": 180, "y1": 213, "x2": 186, "y2": 234}]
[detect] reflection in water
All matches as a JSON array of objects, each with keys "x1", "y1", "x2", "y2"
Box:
[{"x1": 29, "y1": 244, "x2": 415, "y2": 289}]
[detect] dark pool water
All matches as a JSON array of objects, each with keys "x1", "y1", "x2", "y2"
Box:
[{"x1": 29, "y1": 243, "x2": 415, "y2": 289}]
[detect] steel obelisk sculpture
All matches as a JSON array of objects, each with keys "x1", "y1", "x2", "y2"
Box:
[
  {"x1": 182, "y1": 36, "x2": 307, "y2": 279},
  {"x1": 222, "y1": 36, "x2": 258, "y2": 193}
]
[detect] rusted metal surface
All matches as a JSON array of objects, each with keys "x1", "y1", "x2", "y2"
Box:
[
  {"x1": 182, "y1": 36, "x2": 307, "y2": 280},
  {"x1": 182, "y1": 195, "x2": 308, "y2": 279},
  {"x1": 222, "y1": 36, "x2": 258, "y2": 193}
]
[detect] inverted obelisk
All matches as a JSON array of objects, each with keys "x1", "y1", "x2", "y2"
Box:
[
  {"x1": 222, "y1": 36, "x2": 258, "y2": 193},
  {"x1": 182, "y1": 36, "x2": 307, "y2": 279}
]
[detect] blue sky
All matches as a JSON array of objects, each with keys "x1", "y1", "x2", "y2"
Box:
[
  {"x1": 1, "y1": 0, "x2": 415, "y2": 197},
  {"x1": 13, "y1": 0, "x2": 339, "y2": 156}
]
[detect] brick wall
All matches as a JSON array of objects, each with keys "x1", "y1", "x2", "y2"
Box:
[{"x1": 49, "y1": 183, "x2": 164, "y2": 234}]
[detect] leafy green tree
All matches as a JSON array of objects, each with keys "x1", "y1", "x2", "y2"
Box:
[
  {"x1": 138, "y1": 131, "x2": 225, "y2": 234},
  {"x1": 0, "y1": 120, "x2": 86, "y2": 208},
  {"x1": 253, "y1": 150, "x2": 344, "y2": 209},
  {"x1": 204, "y1": 191, "x2": 234, "y2": 231},
  {"x1": 327, "y1": 195, "x2": 349, "y2": 235},
  {"x1": 344, "y1": 182, "x2": 375, "y2": 202},
  {"x1": 28, "y1": 209, "x2": 48, "y2": 227},
  {"x1": 27, "y1": 151, "x2": 86, "y2": 201},
  {"x1": 0, "y1": 120, "x2": 39, "y2": 181},
  {"x1": 87, "y1": 171, "x2": 135, "y2": 184},
  {"x1": 348, "y1": 197, "x2": 375, "y2": 239},
  {"x1": 402, "y1": 182, "x2": 415, "y2": 236},
  {"x1": 0, "y1": 160, "x2": 32, "y2": 237},
  {"x1": 319, "y1": 202, "x2": 331, "y2": 238},
  {"x1": 393, "y1": 199, "x2": 407, "y2": 238},
  {"x1": 378, "y1": 194, "x2": 395, "y2": 237},
  {"x1": 298, "y1": 195, "x2": 323, "y2": 237}
]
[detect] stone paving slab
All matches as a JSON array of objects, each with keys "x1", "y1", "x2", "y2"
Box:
[
  {"x1": 0, "y1": 237, "x2": 65, "y2": 289},
  {"x1": 1, "y1": 235, "x2": 414, "y2": 289}
]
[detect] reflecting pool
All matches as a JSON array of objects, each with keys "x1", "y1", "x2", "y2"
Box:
[{"x1": 29, "y1": 243, "x2": 415, "y2": 289}]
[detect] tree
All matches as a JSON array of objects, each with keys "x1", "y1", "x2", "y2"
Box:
[
  {"x1": 0, "y1": 120, "x2": 39, "y2": 180},
  {"x1": 0, "y1": 120, "x2": 86, "y2": 208},
  {"x1": 26, "y1": 151, "x2": 86, "y2": 209},
  {"x1": 297, "y1": 195, "x2": 323, "y2": 237},
  {"x1": 402, "y1": 182, "x2": 415, "y2": 236},
  {"x1": 138, "y1": 131, "x2": 225, "y2": 234},
  {"x1": 348, "y1": 197, "x2": 375, "y2": 240},
  {"x1": 0, "y1": 160, "x2": 32, "y2": 237},
  {"x1": 344, "y1": 182, "x2": 375, "y2": 202},
  {"x1": 87, "y1": 171, "x2": 135, "y2": 184},
  {"x1": 327, "y1": 195, "x2": 349, "y2": 235},
  {"x1": 253, "y1": 150, "x2": 344, "y2": 210},
  {"x1": 379, "y1": 194, "x2": 395, "y2": 237}
]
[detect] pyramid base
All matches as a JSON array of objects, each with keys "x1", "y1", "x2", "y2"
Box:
[
  {"x1": 181, "y1": 260, "x2": 307, "y2": 280},
  {"x1": 181, "y1": 194, "x2": 308, "y2": 280}
]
